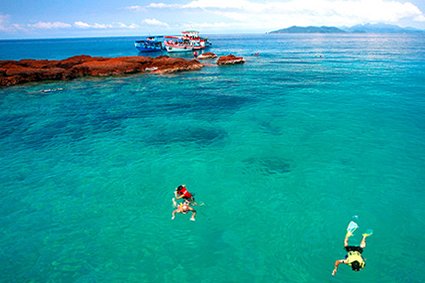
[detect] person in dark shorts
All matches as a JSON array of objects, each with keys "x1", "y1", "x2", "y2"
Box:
[
  {"x1": 332, "y1": 230, "x2": 372, "y2": 276},
  {"x1": 171, "y1": 198, "x2": 196, "y2": 221}
]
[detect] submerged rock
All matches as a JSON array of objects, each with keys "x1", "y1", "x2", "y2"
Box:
[
  {"x1": 217, "y1": 54, "x2": 245, "y2": 65},
  {"x1": 0, "y1": 55, "x2": 204, "y2": 87}
]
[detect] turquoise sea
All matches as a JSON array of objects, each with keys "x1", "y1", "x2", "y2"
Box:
[{"x1": 1, "y1": 34, "x2": 425, "y2": 282}]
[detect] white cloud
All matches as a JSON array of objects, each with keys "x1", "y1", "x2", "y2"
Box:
[
  {"x1": 2, "y1": 0, "x2": 425, "y2": 36},
  {"x1": 0, "y1": 15, "x2": 139, "y2": 34},
  {"x1": 182, "y1": 21, "x2": 234, "y2": 29},
  {"x1": 74, "y1": 21, "x2": 91, "y2": 28},
  {"x1": 146, "y1": 3, "x2": 180, "y2": 8},
  {"x1": 2, "y1": 15, "x2": 73, "y2": 33},
  {"x1": 182, "y1": 0, "x2": 263, "y2": 10},
  {"x1": 126, "y1": 5, "x2": 145, "y2": 11},
  {"x1": 0, "y1": 14, "x2": 9, "y2": 31},
  {"x1": 117, "y1": 22, "x2": 139, "y2": 29},
  {"x1": 146, "y1": 0, "x2": 425, "y2": 29},
  {"x1": 74, "y1": 21, "x2": 113, "y2": 29},
  {"x1": 143, "y1": 18, "x2": 169, "y2": 27},
  {"x1": 0, "y1": 14, "x2": 25, "y2": 32},
  {"x1": 414, "y1": 14, "x2": 425, "y2": 22},
  {"x1": 28, "y1": 21, "x2": 72, "y2": 29},
  {"x1": 11, "y1": 23, "x2": 26, "y2": 31},
  {"x1": 93, "y1": 23, "x2": 113, "y2": 29},
  {"x1": 147, "y1": 0, "x2": 258, "y2": 10}
]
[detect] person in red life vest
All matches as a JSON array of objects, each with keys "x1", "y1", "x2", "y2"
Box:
[{"x1": 174, "y1": 184, "x2": 195, "y2": 203}]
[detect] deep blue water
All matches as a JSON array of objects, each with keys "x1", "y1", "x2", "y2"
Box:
[{"x1": 1, "y1": 34, "x2": 425, "y2": 282}]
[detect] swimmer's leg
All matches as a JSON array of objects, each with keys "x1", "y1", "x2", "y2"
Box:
[
  {"x1": 344, "y1": 231, "x2": 353, "y2": 247},
  {"x1": 171, "y1": 209, "x2": 178, "y2": 220},
  {"x1": 190, "y1": 208, "x2": 196, "y2": 221},
  {"x1": 360, "y1": 234, "x2": 370, "y2": 248}
]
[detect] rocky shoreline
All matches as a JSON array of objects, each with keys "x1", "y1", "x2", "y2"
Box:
[{"x1": 0, "y1": 53, "x2": 245, "y2": 87}]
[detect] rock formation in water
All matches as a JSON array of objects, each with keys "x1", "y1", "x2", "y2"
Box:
[
  {"x1": 197, "y1": 52, "x2": 217, "y2": 60},
  {"x1": 0, "y1": 55, "x2": 204, "y2": 87},
  {"x1": 217, "y1": 54, "x2": 245, "y2": 65}
]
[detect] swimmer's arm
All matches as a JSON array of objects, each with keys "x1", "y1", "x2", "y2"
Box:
[{"x1": 332, "y1": 259, "x2": 345, "y2": 276}]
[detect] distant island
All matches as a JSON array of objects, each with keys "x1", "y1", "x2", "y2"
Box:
[
  {"x1": 269, "y1": 23, "x2": 424, "y2": 34},
  {"x1": 270, "y1": 26, "x2": 345, "y2": 33},
  {"x1": 345, "y1": 23, "x2": 423, "y2": 33}
]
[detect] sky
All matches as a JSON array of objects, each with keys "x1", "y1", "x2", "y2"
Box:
[{"x1": 1, "y1": 0, "x2": 425, "y2": 39}]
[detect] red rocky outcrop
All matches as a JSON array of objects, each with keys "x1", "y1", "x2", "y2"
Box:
[
  {"x1": 217, "y1": 54, "x2": 245, "y2": 65},
  {"x1": 197, "y1": 52, "x2": 217, "y2": 60},
  {"x1": 0, "y1": 55, "x2": 204, "y2": 87}
]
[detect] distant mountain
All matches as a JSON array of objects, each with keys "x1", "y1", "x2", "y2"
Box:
[
  {"x1": 270, "y1": 26, "x2": 346, "y2": 33},
  {"x1": 346, "y1": 23, "x2": 423, "y2": 33},
  {"x1": 269, "y1": 24, "x2": 424, "y2": 34}
]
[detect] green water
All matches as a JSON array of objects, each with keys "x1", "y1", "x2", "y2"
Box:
[{"x1": 1, "y1": 34, "x2": 425, "y2": 282}]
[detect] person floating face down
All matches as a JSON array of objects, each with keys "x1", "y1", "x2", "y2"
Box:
[
  {"x1": 174, "y1": 185, "x2": 195, "y2": 204},
  {"x1": 332, "y1": 231, "x2": 372, "y2": 276},
  {"x1": 171, "y1": 198, "x2": 196, "y2": 221}
]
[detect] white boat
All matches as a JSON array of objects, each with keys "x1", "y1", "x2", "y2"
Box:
[
  {"x1": 182, "y1": 30, "x2": 211, "y2": 49},
  {"x1": 163, "y1": 31, "x2": 211, "y2": 53},
  {"x1": 163, "y1": 36, "x2": 193, "y2": 53}
]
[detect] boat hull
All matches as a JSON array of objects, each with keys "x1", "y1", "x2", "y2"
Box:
[
  {"x1": 134, "y1": 39, "x2": 164, "y2": 52},
  {"x1": 135, "y1": 46, "x2": 162, "y2": 52},
  {"x1": 165, "y1": 45, "x2": 193, "y2": 53}
]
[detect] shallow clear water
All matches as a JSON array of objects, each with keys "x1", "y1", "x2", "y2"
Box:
[{"x1": 1, "y1": 34, "x2": 425, "y2": 282}]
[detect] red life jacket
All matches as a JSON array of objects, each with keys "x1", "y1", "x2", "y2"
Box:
[{"x1": 179, "y1": 187, "x2": 192, "y2": 198}]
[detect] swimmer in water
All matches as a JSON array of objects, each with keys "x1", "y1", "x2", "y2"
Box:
[
  {"x1": 171, "y1": 198, "x2": 196, "y2": 221},
  {"x1": 332, "y1": 230, "x2": 372, "y2": 276},
  {"x1": 174, "y1": 184, "x2": 196, "y2": 204}
]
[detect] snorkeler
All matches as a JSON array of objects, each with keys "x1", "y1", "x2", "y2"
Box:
[
  {"x1": 174, "y1": 184, "x2": 195, "y2": 203},
  {"x1": 171, "y1": 198, "x2": 196, "y2": 221},
  {"x1": 332, "y1": 229, "x2": 372, "y2": 276}
]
